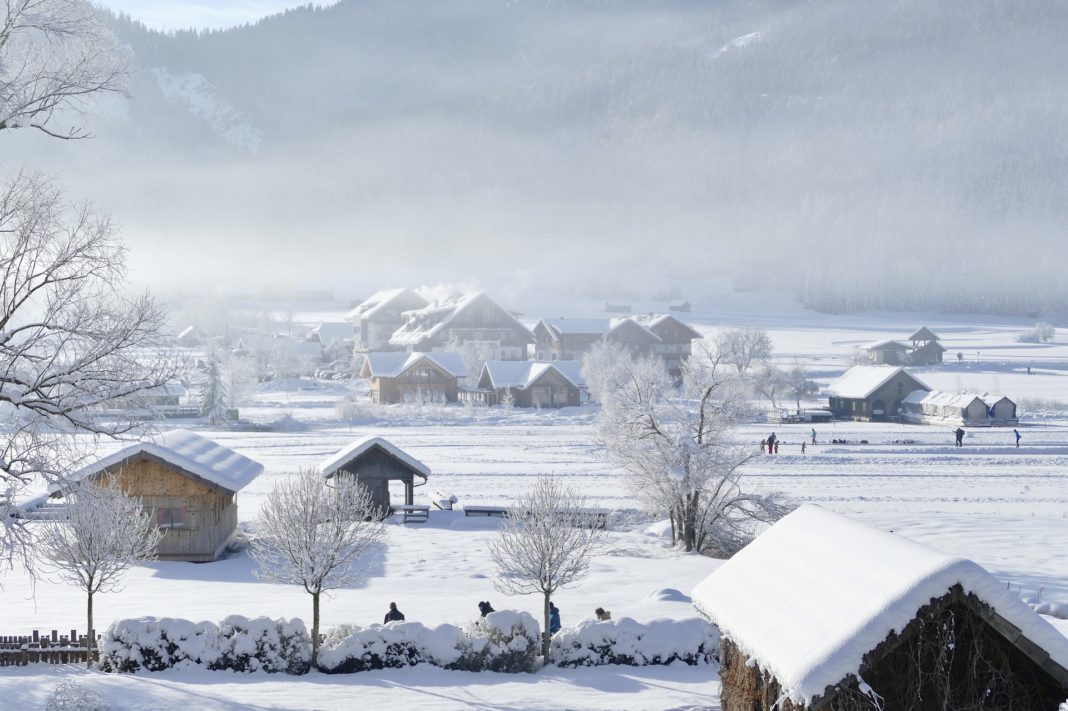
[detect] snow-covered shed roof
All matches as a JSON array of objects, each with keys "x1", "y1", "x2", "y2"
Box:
[
  {"x1": 537, "y1": 317, "x2": 610, "y2": 338},
  {"x1": 692, "y1": 504, "x2": 1068, "y2": 707},
  {"x1": 361, "y1": 352, "x2": 467, "y2": 379},
  {"x1": 63, "y1": 430, "x2": 264, "y2": 494},
  {"x1": 826, "y1": 366, "x2": 929, "y2": 400},
  {"x1": 908, "y1": 326, "x2": 940, "y2": 342},
  {"x1": 481, "y1": 361, "x2": 584, "y2": 390},
  {"x1": 860, "y1": 339, "x2": 910, "y2": 351},
  {"x1": 320, "y1": 436, "x2": 430, "y2": 479},
  {"x1": 902, "y1": 390, "x2": 985, "y2": 409},
  {"x1": 346, "y1": 288, "x2": 427, "y2": 321},
  {"x1": 980, "y1": 393, "x2": 1015, "y2": 408}
]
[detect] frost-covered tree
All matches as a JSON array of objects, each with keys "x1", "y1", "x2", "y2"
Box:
[
  {"x1": 251, "y1": 470, "x2": 387, "y2": 666},
  {"x1": 596, "y1": 342, "x2": 790, "y2": 554},
  {"x1": 489, "y1": 476, "x2": 606, "y2": 659},
  {"x1": 0, "y1": 172, "x2": 175, "y2": 571},
  {"x1": 714, "y1": 327, "x2": 773, "y2": 374},
  {"x1": 36, "y1": 474, "x2": 162, "y2": 667},
  {"x1": 580, "y1": 340, "x2": 632, "y2": 404},
  {"x1": 198, "y1": 349, "x2": 230, "y2": 424},
  {"x1": 0, "y1": 0, "x2": 128, "y2": 139}
]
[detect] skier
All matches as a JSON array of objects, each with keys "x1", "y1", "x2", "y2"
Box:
[
  {"x1": 384, "y1": 602, "x2": 405, "y2": 624},
  {"x1": 549, "y1": 602, "x2": 561, "y2": 634},
  {"x1": 1014, "y1": 429, "x2": 1021, "y2": 448},
  {"x1": 954, "y1": 427, "x2": 965, "y2": 447}
]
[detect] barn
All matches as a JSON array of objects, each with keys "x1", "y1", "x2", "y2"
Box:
[
  {"x1": 693, "y1": 505, "x2": 1068, "y2": 710},
  {"x1": 40, "y1": 430, "x2": 263, "y2": 562},
  {"x1": 826, "y1": 365, "x2": 931, "y2": 421},
  {"x1": 320, "y1": 436, "x2": 430, "y2": 514}
]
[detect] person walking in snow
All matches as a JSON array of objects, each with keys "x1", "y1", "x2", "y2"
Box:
[
  {"x1": 767, "y1": 432, "x2": 777, "y2": 454},
  {"x1": 774, "y1": 440, "x2": 779, "y2": 454},
  {"x1": 954, "y1": 427, "x2": 965, "y2": 447},
  {"x1": 549, "y1": 602, "x2": 561, "y2": 634},
  {"x1": 595, "y1": 607, "x2": 612, "y2": 621},
  {"x1": 384, "y1": 602, "x2": 405, "y2": 624},
  {"x1": 478, "y1": 601, "x2": 495, "y2": 617},
  {"x1": 801, "y1": 441, "x2": 807, "y2": 455},
  {"x1": 1014, "y1": 429, "x2": 1021, "y2": 448},
  {"x1": 811, "y1": 428, "x2": 817, "y2": 445},
  {"x1": 760, "y1": 439, "x2": 766, "y2": 453}
]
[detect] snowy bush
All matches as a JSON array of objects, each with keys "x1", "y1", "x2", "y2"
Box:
[
  {"x1": 45, "y1": 679, "x2": 110, "y2": 711},
  {"x1": 317, "y1": 611, "x2": 540, "y2": 674},
  {"x1": 549, "y1": 617, "x2": 719, "y2": 668},
  {"x1": 99, "y1": 616, "x2": 309, "y2": 674},
  {"x1": 1016, "y1": 322, "x2": 1055, "y2": 343}
]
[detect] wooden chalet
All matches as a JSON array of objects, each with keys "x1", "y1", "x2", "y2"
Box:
[
  {"x1": 694, "y1": 505, "x2": 1068, "y2": 710},
  {"x1": 360, "y1": 352, "x2": 467, "y2": 404},
  {"x1": 31, "y1": 431, "x2": 263, "y2": 562},
  {"x1": 473, "y1": 360, "x2": 584, "y2": 408},
  {"x1": 320, "y1": 436, "x2": 430, "y2": 513},
  {"x1": 532, "y1": 318, "x2": 610, "y2": 361},
  {"x1": 858, "y1": 339, "x2": 911, "y2": 366},
  {"x1": 347, "y1": 288, "x2": 429, "y2": 353},
  {"x1": 389, "y1": 292, "x2": 533, "y2": 360},
  {"x1": 826, "y1": 365, "x2": 931, "y2": 421},
  {"x1": 632, "y1": 314, "x2": 703, "y2": 376}
]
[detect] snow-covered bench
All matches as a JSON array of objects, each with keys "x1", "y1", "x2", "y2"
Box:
[
  {"x1": 463, "y1": 505, "x2": 509, "y2": 518},
  {"x1": 393, "y1": 504, "x2": 430, "y2": 523}
]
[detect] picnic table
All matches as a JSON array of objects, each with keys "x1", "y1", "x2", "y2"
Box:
[{"x1": 393, "y1": 504, "x2": 430, "y2": 523}]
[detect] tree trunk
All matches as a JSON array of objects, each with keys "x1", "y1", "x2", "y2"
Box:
[
  {"x1": 86, "y1": 591, "x2": 94, "y2": 669},
  {"x1": 542, "y1": 591, "x2": 552, "y2": 661},
  {"x1": 311, "y1": 591, "x2": 320, "y2": 669}
]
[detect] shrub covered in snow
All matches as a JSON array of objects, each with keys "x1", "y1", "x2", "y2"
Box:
[
  {"x1": 99, "y1": 616, "x2": 310, "y2": 674},
  {"x1": 549, "y1": 617, "x2": 719, "y2": 668},
  {"x1": 317, "y1": 610, "x2": 540, "y2": 674},
  {"x1": 45, "y1": 679, "x2": 110, "y2": 711}
]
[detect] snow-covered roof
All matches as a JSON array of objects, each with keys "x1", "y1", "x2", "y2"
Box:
[
  {"x1": 481, "y1": 361, "x2": 585, "y2": 390},
  {"x1": 320, "y1": 436, "x2": 430, "y2": 479},
  {"x1": 312, "y1": 322, "x2": 354, "y2": 344},
  {"x1": 362, "y1": 352, "x2": 467, "y2": 379},
  {"x1": 631, "y1": 314, "x2": 703, "y2": 341},
  {"x1": 908, "y1": 326, "x2": 940, "y2": 342},
  {"x1": 902, "y1": 390, "x2": 986, "y2": 408},
  {"x1": 64, "y1": 430, "x2": 263, "y2": 494},
  {"x1": 692, "y1": 504, "x2": 1068, "y2": 706},
  {"x1": 860, "y1": 339, "x2": 910, "y2": 351},
  {"x1": 826, "y1": 365, "x2": 929, "y2": 399},
  {"x1": 389, "y1": 292, "x2": 532, "y2": 347},
  {"x1": 607, "y1": 317, "x2": 662, "y2": 343},
  {"x1": 537, "y1": 317, "x2": 610, "y2": 338},
  {"x1": 346, "y1": 288, "x2": 427, "y2": 321}
]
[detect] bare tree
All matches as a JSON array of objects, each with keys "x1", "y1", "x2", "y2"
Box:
[
  {"x1": 714, "y1": 327, "x2": 773, "y2": 374},
  {"x1": 596, "y1": 342, "x2": 790, "y2": 554},
  {"x1": 0, "y1": 172, "x2": 176, "y2": 571},
  {"x1": 489, "y1": 476, "x2": 606, "y2": 659},
  {"x1": 0, "y1": 0, "x2": 128, "y2": 139},
  {"x1": 36, "y1": 474, "x2": 162, "y2": 667},
  {"x1": 251, "y1": 470, "x2": 387, "y2": 666}
]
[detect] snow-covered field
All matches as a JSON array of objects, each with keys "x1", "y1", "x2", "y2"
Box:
[{"x1": 2, "y1": 299, "x2": 1067, "y2": 709}]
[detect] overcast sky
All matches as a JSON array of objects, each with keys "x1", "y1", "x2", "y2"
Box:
[{"x1": 96, "y1": 1, "x2": 336, "y2": 31}]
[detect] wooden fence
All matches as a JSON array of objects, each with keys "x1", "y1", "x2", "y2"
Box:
[{"x1": 0, "y1": 629, "x2": 97, "y2": 666}]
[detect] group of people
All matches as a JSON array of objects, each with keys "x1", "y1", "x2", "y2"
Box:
[
  {"x1": 954, "y1": 427, "x2": 1023, "y2": 447},
  {"x1": 382, "y1": 601, "x2": 613, "y2": 633},
  {"x1": 760, "y1": 429, "x2": 817, "y2": 454}
]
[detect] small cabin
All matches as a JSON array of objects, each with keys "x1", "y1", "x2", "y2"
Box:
[
  {"x1": 320, "y1": 436, "x2": 430, "y2": 513},
  {"x1": 43, "y1": 430, "x2": 263, "y2": 562},
  {"x1": 693, "y1": 505, "x2": 1068, "y2": 710},
  {"x1": 826, "y1": 365, "x2": 931, "y2": 421}
]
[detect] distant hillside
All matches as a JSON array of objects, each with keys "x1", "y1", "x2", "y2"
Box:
[{"x1": 11, "y1": 0, "x2": 1068, "y2": 315}]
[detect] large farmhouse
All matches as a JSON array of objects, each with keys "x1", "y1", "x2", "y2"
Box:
[
  {"x1": 360, "y1": 352, "x2": 467, "y2": 404},
  {"x1": 348, "y1": 288, "x2": 429, "y2": 353},
  {"x1": 533, "y1": 314, "x2": 700, "y2": 376},
  {"x1": 30, "y1": 430, "x2": 263, "y2": 562},
  {"x1": 694, "y1": 505, "x2": 1068, "y2": 710},
  {"x1": 826, "y1": 365, "x2": 931, "y2": 421},
  {"x1": 389, "y1": 292, "x2": 533, "y2": 360}
]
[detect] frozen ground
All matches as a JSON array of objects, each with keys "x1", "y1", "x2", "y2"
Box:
[{"x1": 2, "y1": 298, "x2": 1067, "y2": 709}]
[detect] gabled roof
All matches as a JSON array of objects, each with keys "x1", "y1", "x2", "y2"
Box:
[
  {"x1": 480, "y1": 360, "x2": 585, "y2": 390},
  {"x1": 692, "y1": 504, "x2": 1068, "y2": 707},
  {"x1": 320, "y1": 436, "x2": 430, "y2": 479},
  {"x1": 826, "y1": 366, "x2": 930, "y2": 400},
  {"x1": 902, "y1": 390, "x2": 987, "y2": 409},
  {"x1": 389, "y1": 292, "x2": 533, "y2": 347},
  {"x1": 606, "y1": 317, "x2": 662, "y2": 344},
  {"x1": 860, "y1": 339, "x2": 911, "y2": 351},
  {"x1": 361, "y1": 351, "x2": 467, "y2": 379},
  {"x1": 631, "y1": 314, "x2": 702, "y2": 341},
  {"x1": 908, "y1": 326, "x2": 940, "y2": 342},
  {"x1": 346, "y1": 288, "x2": 428, "y2": 321},
  {"x1": 64, "y1": 430, "x2": 263, "y2": 494},
  {"x1": 536, "y1": 317, "x2": 610, "y2": 339}
]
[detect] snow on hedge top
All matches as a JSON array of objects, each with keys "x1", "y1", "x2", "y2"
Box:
[
  {"x1": 692, "y1": 504, "x2": 1068, "y2": 706},
  {"x1": 320, "y1": 436, "x2": 430, "y2": 479},
  {"x1": 67, "y1": 430, "x2": 263, "y2": 493},
  {"x1": 362, "y1": 352, "x2": 467, "y2": 379},
  {"x1": 825, "y1": 365, "x2": 929, "y2": 399}
]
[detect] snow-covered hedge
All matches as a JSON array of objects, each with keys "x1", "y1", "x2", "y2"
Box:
[
  {"x1": 549, "y1": 617, "x2": 719, "y2": 668},
  {"x1": 99, "y1": 616, "x2": 310, "y2": 674},
  {"x1": 317, "y1": 610, "x2": 540, "y2": 674}
]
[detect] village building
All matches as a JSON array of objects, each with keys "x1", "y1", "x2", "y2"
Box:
[
  {"x1": 26, "y1": 430, "x2": 263, "y2": 562},
  {"x1": 901, "y1": 390, "x2": 1019, "y2": 426},
  {"x1": 347, "y1": 288, "x2": 429, "y2": 353},
  {"x1": 857, "y1": 339, "x2": 911, "y2": 366},
  {"x1": 360, "y1": 352, "x2": 467, "y2": 404},
  {"x1": 693, "y1": 504, "x2": 1068, "y2": 711},
  {"x1": 534, "y1": 314, "x2": 700, "y2": 376},
  {"x1": 469, "y1": 360, "x2": 584, "y2": 408},
  {"x1": 389, "y1": 292, "x2": 533, "y2": 360},
  {"x1": 532, "y1": 318, "x2": 610, "y2": 361},
  {"x1": 858, "y1": 327, "x2": 946, "y2": 366},
  {"x1": 320, "y1": 436, "x2": 429, "y2": 513},
  {"x1": 631, "y1": 314, "x2": 703, "y2": 376},
  {"x1": 826, "y1": 365, "x2": 931, "y2": 421},
  {"x1": 908, "y1": 325, "x2": 946, "y2": 365}
]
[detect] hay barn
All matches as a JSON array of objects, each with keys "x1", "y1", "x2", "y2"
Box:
[
  {"x1": 826, "y1": 365, "x2": 931, "y2": 421},
  {"x1": 693, "y1": 505, "x2": 1068, "y2": 710}
]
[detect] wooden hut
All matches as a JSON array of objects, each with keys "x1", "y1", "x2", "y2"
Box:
[
  {"x1": 826, "y1": 365, "x2": 931, "y2": 421},
  {"x1": 908, "y1": 326, "x2": 946, "y2": 365},
  {"x1": 43, "y1": 430, "x2": 263, "y2": 562},
  {"x1": 693, "y1": 505, "x2": 1068, "y2": 710},
  {"x1": 858, "y1": 339, "x2": 911, "y2": 366},
  {"x1": 320, "y1": 436, "x2": 430, "y2": 513}
]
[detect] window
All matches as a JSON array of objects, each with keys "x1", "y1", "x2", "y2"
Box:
[{"x1": 156, "y1": 507, "x2": 190, "y2": 529}]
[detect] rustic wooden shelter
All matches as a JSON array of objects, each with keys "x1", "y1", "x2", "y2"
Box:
[
  {"x1": 360, "y1": 352, "x2": 467, "y2": 404},
  {"x1": 320, "y1": 436, "x2": 430, "y2": 513},
  {"x1": 694, "y1": 505, "x2": 1068, "y2": 711},
  {"x1": 908, "y1": 326, "x2": 946, "y2": 365},
  {"x1": 826, "y1": 365, "x2": 931, "y2": 421},
  {"x1": 39, "y1": 430, "x2": 263, "y2": 562},
  {"x1": 858, "y1": 339, "x2": 911, "y2": 366}
]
